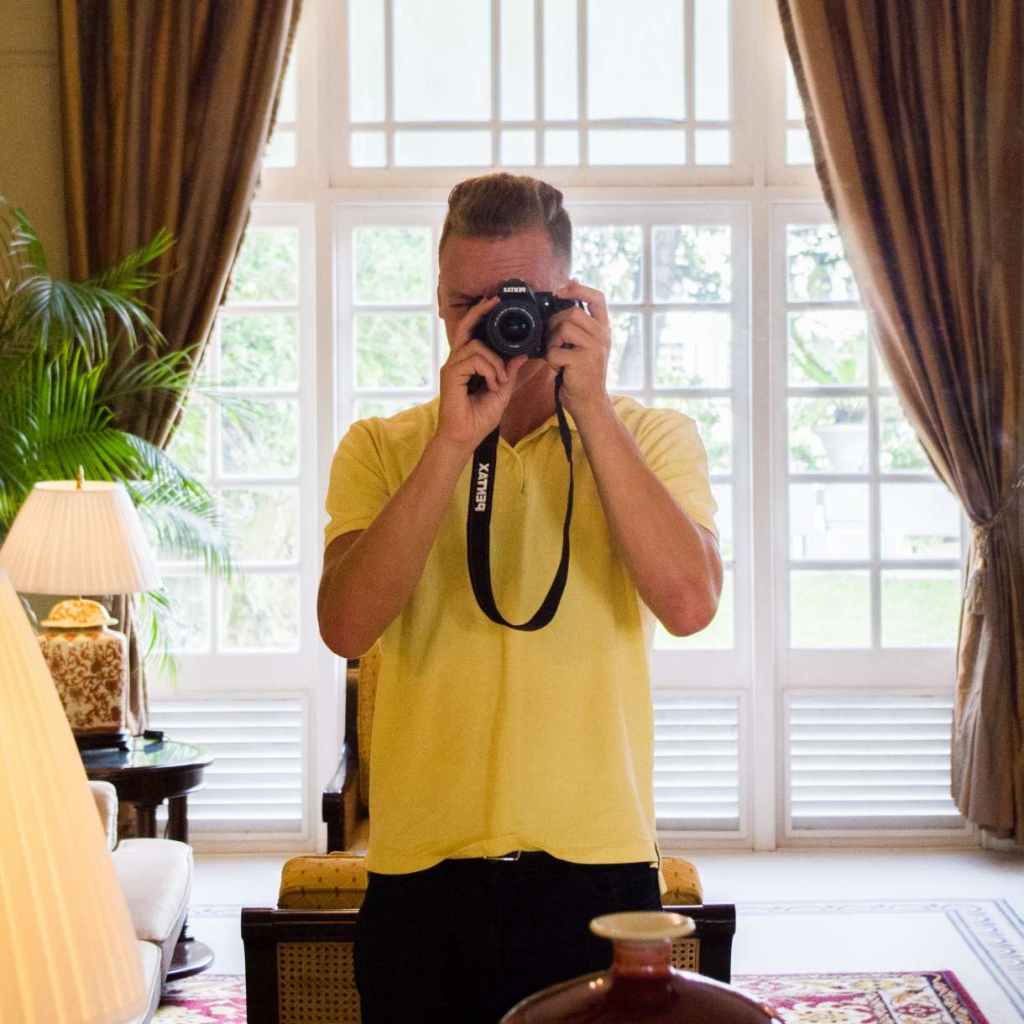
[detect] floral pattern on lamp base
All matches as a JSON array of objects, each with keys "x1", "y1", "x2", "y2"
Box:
[{"x1": 37, "y1": 627, "x2": 130, "y2": 747}]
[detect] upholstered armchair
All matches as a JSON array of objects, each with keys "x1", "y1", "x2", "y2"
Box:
[{"x1": 241, "y1": 649, "x2": 736, "y2": 1024}]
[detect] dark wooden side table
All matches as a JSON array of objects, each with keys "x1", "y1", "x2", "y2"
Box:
[{"x1": 82, "y1": 735, "x2": 215, "y2": 979}]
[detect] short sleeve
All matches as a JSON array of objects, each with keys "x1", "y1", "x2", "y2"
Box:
[
  {"x1": 636, "y1": 410, "x2": 719, "y2": 540},
  {"x1": 324, "y1": 421, "x2": 392, "y2": 549}
]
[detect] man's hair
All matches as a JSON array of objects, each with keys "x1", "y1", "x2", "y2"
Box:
[{"x1": 439, "y1": 173, "x2": 572, "y2": 271}]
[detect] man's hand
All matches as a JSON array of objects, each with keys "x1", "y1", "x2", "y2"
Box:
[
  {"x1": 437, "y1": 296, "x2": 529, "y2": 451},
  {"x1": 543, "y1": 279, "x2": 612, "y2": 420}
]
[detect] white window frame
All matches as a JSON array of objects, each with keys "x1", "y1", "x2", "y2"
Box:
[
  {"x1": 168, "y1": 0, "x2": 973, "y2": 853},
  {"x1": 150, "y1": 203, "x2": 328, "y2": 852}
]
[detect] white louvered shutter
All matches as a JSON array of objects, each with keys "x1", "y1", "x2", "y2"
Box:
[
  {"x1": 148, "y1": 699, "x2": 305, "y2": 835},
  {"x1": 654, "y1": 696, "x2": 741, "y2": 832},
  {"x1": 788, "y1": 695, "x2": 965, "y2": 831}
]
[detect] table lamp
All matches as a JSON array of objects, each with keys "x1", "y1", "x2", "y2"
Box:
[
  {"x1": 0, "y1": 569, "x2": 149, "y2": 1023},
  {"x1": 0, "y1": 471, "x2": 163, "y2": 750}
]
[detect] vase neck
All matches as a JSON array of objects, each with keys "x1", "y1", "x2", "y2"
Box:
[{"x1": 612, "y1": 939, "x2": 673, "y2": 978}]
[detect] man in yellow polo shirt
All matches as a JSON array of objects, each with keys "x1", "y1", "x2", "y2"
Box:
[{"x1": 319, "y1": 172, "x2": 721, "y2": 1023}]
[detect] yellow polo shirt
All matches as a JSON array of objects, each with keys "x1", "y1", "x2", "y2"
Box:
[{"x1": 324, "y1": 396, "x2": 717, "y2": 875}]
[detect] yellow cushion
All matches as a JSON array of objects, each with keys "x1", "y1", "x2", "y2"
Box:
[
  {"x1": 661, "y1": 855, "x2": 703, "y2": 905},
  {"x1": 278, "y1": 852, "x2": 702, "y2": 911},
  {"x1": 278, "y1": 852, "x2": 368, "y2": 909}
]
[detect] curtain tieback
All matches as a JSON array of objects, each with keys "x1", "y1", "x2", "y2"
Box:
[{"x1": 964, "y1": 467, "x2": 1024, "y2": 615}]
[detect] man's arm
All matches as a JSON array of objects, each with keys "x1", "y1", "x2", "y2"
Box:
[
  {"x1": 317, "y1": 435, "x2": 471, "y2": 658},
  {"x1": 546, "y1": 280, "x2": 722, "y2": 636},
  {"x1": 318, "y1": 299, "x2": 529, "y2": 658},
  {"x1": 574, "y1": 407, "x2": 722, "y2": 636}
]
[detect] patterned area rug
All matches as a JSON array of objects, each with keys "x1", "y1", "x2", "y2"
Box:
[{"x1": 154, "y1": 970, "x2": 989, "y2": 1022}]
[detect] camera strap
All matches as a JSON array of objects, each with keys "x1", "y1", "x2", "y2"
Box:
[{"x1": 466, "y1": 371, "x2": 574, "y2": 631}]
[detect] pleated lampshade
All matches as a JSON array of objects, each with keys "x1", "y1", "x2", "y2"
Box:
[
  {"x1": 0, "y1": 570, "x2": 148, "y2": 1023},
  {"x1": 0, "y1": 480, "x2": 162, "y2": 595}
]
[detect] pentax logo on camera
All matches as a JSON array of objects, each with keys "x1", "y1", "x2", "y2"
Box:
[
  {"x1": 474, "y1": 462, "x2": 490, "y2": 512},
  {"x1": 503, "y1": 286, "x2": 528, "y2": 292}
]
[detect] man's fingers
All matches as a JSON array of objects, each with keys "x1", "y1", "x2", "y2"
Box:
[
  {"x1": 557, "y1": 278, "x2": 609, "y2": 325},
  {"x1": 453, "y1": 296, "x2": 500, "y2": 350}
]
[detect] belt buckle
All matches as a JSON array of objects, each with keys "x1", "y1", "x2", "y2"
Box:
[{"x1": 482, "y1": 850, "x2": 522, "y2": 862}]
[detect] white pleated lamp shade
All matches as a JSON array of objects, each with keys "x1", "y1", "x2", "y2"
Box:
[
  {"x1": 0, "y1": 570, "x2": 148, "y2": 1023},
  {"x1": 0, "y1": 481, "x2": 162, "y2": 595}
]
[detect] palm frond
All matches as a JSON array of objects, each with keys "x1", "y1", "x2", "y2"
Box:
[{"x1": 89, "y1": 227, "x2": 175, "y2": 295}]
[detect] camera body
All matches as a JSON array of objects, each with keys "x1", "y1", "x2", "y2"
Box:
[{"x1": 471, "y1": 279, "x2": 583, "y2": 359}]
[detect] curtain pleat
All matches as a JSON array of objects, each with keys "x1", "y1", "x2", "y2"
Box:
[
  {"x1": 58, "y1": 0, "x2": 303, "y2": 731},
  {"x1": 777, "y1": 0, "x2": 1023, "y2": 842}
]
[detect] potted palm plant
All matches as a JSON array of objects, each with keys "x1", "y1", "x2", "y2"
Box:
[{"x1": 0, "y1": 198, "x2": 231, "y2": 674}]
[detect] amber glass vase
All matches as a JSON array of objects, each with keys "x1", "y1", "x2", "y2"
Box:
[{"x1": 501, "y1": 912, "x2": 781, "y2": 1024}]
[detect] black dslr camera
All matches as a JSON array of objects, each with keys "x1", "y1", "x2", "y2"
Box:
[{"x1": 472, "y1": 279, "x2": 583, "y2": 359}]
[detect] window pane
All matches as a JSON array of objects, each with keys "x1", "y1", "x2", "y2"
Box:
[
  {"x1": 785, "y1": 62, "x2": 803, "y2": 120},
  {"x1": 220, "y1": 314, "x2": 299, "y2": 389},
  {"x1": 879, "y1": 397, "x2": 930, "y2": 473},
  {"x1": 353, "y1": 398, "x2": 425, "y2": 420},
  {"x1": 501, "y1": 130, "x2": 536, "y2": 166},
  {"x1": 170, "y1": 399, "x2": 210, "y2": 479},
  {"x1": 394, "y1": 0, "x2": 490, "y2": 121},
  {"x1": 544, "y1": 0, "x2": 578, "y2": 119},
  {"x1": 264, "y1": 130, "x2": 296, "y2": 169},
  {"x1": 787, "y1": 225, "x2": 859, "y2": 302},
  {"x1": 790, "y1": 483, "x2": 869, "y2": 560},
  {"x1": 881, "y1": 571, "x2": 960, "y2": 647},
  {"x1": 786, "y1": 128, "x2": 813, "y2": 166},
  {"x1": 788, "y1": 310, "x2": 869, "y2": 387},
  {"x1": 881, "y1": 483, "x2": 961, "y2": 560},
  {"x1": 349, "y1": 0, "x2": 385, "y2": 122},
  {"x1": 653, "y1": 225, "x2": 731, "y2": 303},
  {"x1": 351, "y1": 131, "x2": 387, "y2": 167},
  {"x1": 587, "y1": 0, "x2": 684, "y2": 120},
  {"x1": 694, "y1": 130, "x2": 730, "y2": 165},
  {"x1": 588, "y1": 130, "x2": 686, "y2": 166},
  {"x1": 355, "y1": 314, "x2": 432, "y2": 388},
  {"x1": 544, "y1": 129, "x2": 579, "y2": 165},
  {"x1": 221, "y1": 573, "x2": 300, "y2": 651},
  {"x1": 607, "y1": 313, "x2": 643, "y2": 390},
  {"x1": 394, "y1": 131, "x2": 492, "y2": 167},
  {"x1": 657, "y1": 570, "x2": 733, "y2": 649},
  {"x1": 501, "y1": 0, "x2": 535, "y2": 121},
  {"x1": 162, "y1": 575, "x2": 211, "y2": 653},
  {"x1": 277, "y1": 59, "x2": 297, "y2": 123},
  {"x1": 789, "y1": 397, "x2": 869, "y2": 474},
  {"x1": 655, "y1": 397, "x2": 732, "y2": 473},
  {"x1": 654, "y1": 311, "x2": 731, "y2": 388},
  {"x1": 573, "y1": 226, "x2": 643, "y2": 302},
  {"x1": 354, "y1": 227, "x2": 432, "y2": 304},
  {"x1": 223, "y1": 487, "x2": 300, "y2": 563},
  {"x1": 228, "y1": 227, "x2": 299, "y2": 304},
  {"x1": 221, "y1": 400, "x2": 299, "y2": 478},
  {"x1": 713, "y1": 481, "x2": 733, "y2": 560},
  {"x1": 694, "y1": 0, "x2": 729, "y2": 120},
  {"x1": 791, "y1": 571, "x2": 871, "y2": 648}
]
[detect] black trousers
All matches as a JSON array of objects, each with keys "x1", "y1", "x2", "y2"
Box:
[{"x1": 354, "y1": 853, "x2": 661, "y2": 1024}]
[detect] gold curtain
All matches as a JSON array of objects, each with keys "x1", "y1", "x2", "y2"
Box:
[
  {"x1": 777, "y1": 0, "x2": 1023, "y2": 842},
  {"x1": 58, "y1": 0, "x2": 303, "y2": 730}
]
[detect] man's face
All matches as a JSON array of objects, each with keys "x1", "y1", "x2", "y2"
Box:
[{"x1": 437, "y1": 228, "x2": 568, "y2": 350}]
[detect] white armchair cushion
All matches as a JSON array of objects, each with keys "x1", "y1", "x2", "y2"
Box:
[{"x1": 112, "y1": 839, "x2": 192, "y2": 946}]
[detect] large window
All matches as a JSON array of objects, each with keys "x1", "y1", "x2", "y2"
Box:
[{"x1": 158, "y1": 0, "x2": 971, "y2": 851}]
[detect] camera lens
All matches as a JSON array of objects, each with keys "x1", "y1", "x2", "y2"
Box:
[{"x1": 492, "y1": 308, "x2": 535, "y2": 353}]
